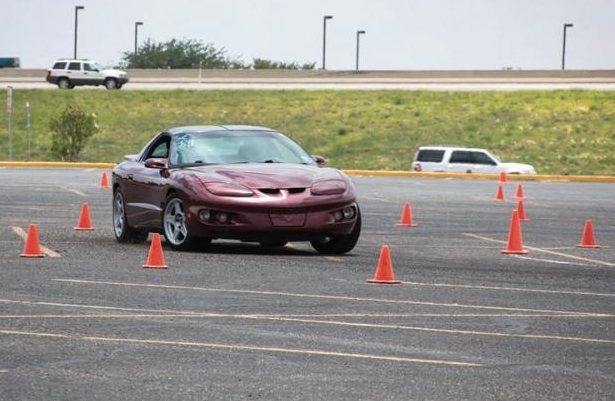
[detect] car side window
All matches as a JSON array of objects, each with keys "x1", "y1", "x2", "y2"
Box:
[
  {"x1": 471, "y1": 151, "x2": 497, "y2": 165},
  {"x1": 416, "y1": 149, "x2": 445, "y2": 162},
  {"x1": 53, "y1": 62, "x2": 67, "y2": 69},
  {"x1": 68, "y1": 62, "x2": 81, "y2": 71},
  {"x1": 83, "y1": 63, "x2": 98, "y2": 72},
  {"x1": 147, "y1": 139, "x2": 170, "y2": 159},
  {"x1": 449, "y1": 151, "x2": 472, "y2": 163}
]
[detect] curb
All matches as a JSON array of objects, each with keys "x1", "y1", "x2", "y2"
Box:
[{"x1": 1, "y1": 162, "x2": 614, "y2": 183}]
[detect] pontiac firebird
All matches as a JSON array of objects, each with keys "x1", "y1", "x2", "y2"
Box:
[{"x1": 111, "y1": 125, "x2": 361, "y2": 254}]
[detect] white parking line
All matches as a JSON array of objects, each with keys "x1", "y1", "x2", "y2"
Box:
[
  {"x1": 0, "y1": 329, "x2": 480, "y2": 367},
  {"x1": 464, "y1": 233, "x2": 615, "y2": 268},
  {"x1": 11, "y1": 226, "x2": 61, "y2": 258}
]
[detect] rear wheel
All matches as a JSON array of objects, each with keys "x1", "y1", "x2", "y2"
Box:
[
  {"x1": 57, "y1": 78, "x2": 72, "y2": 89},
  {"x1": 310, "y1": 210, "x2": 361, "y2": 255},
  {"x1": 113, "y1": 188, "x2": 148, "y2": 243},
  {"x1": 163, "y1": 193, "x2": 196, "y2": 250}
]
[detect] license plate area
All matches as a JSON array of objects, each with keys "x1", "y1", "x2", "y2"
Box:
[{"x1": 269, "y1": 210, "x2": 307, "y2": 227}]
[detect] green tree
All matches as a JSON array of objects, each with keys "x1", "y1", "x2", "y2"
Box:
[
  {"x1": 49, "y1": 106, "x2": 99, "y2": 162},
  {"x1": 252, "y1": 58, "x2": 316, "y2": 70},
  {"x1": 124, "y1": 38, "x2": 240, "y2": 69}
]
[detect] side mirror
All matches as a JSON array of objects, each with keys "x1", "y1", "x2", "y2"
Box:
[
  {"x1": 144, "y1": 158, "x2": 169, "y2": 169},
  {"x1": 312, "y1": 155, "x2": 326, "y2": 167}
]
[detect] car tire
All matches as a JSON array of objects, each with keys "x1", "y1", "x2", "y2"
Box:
[
  {"x1": 162, "y1": 193, "x2": 196, "y2": 250},
  {"x1": 57, "y1": 78, "x2": 72, "y2": 89},
  {"x1": 113, "y1": 188, "x2": 148, "y2": 243},
  {"x1": 310, "y1": 209, "x2": 361, "y2": 255},
  {"x1": 105, "y1": 78, "x2": 119, "y2": 90}
]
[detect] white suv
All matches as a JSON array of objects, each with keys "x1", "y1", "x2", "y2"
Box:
[
  {"x1": 412, "y1": 146, "x2": 536, "y2": 174},
  {"x1": 46, "y1": 59, "x2": 129, "y2": 89}
]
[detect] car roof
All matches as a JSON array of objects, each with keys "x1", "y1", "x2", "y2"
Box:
[
  {"x1": 166, "y1": 125, "x2": 277, "y2": 134},
  {"x1": 418, "y1": 145, "x2": 490, "y2": 152}
]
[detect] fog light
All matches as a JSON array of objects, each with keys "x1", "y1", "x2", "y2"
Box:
[
  {"x1": 333, "y1": 210, "x2": 343, "y2": 222},
  {"x1": 342, "y1": 207, "x2": 356, "y2": 219},
  {"x1": 199, "y1": 210, "x2": 212, "y2": 222},
  {"x1": 217, "y1": 212, "x2": 229, "y2": 223}
]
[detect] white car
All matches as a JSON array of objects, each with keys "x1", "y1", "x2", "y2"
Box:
[
  {"x1": 412, "y1": 146, "x2": 536, "y2": 174},
  {"x1": 46, "y1": 59, "x2": 129, "y2": 89}
]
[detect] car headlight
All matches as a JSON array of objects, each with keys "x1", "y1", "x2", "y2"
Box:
[
  {"x1": 311, "y1": 179, "x2": 347, "y2": 196},
  {"x1": 205, "y1": 182, "x2": 254, "y2": 197}
]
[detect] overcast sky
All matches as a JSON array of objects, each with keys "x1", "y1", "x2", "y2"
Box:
[{"x1": 3, "y1": 0, "x2": 614, "y2": 70}]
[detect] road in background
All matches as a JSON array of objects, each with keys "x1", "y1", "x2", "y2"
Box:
[{"x1": 2, "y1": 69, "x2": 615, "y2": 90}]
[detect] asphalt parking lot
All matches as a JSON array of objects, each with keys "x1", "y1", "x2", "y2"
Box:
[{"x1": 0, "y1": 168, "x2": 613, "y2": 401}]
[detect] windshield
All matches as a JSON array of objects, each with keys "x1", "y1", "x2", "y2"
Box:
[{"x1": 168, "y1": 130, "x2": 316, "y2": 167}]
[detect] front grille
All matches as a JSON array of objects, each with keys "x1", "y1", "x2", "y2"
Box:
[{"x1": 258, "y1": 188, "x2": 306, "y2": 196}]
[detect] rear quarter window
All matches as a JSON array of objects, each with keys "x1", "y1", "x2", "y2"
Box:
[
  {"x1": 52, "y1": 62, "x2": 67, "y2": 69},
  {"x1": 416, "y1": 149, "x2": 445, "y2": 162}
]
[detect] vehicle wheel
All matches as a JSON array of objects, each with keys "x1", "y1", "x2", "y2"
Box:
[
  {"x1": 163, "y1": 193, "x2": 195, "y2": 250},
  {"x1": 105, "y1": 78, "x2": 119, "y2": 89},
  {"x1": 310, "y1": 209, "x2": 361, "y2": 255},
  {"x1": 113, "y1": 188, "x2": 148, "y2": 243},
  {"x1": 57, "y1": 78, "x2": 72, "y2": 89}
]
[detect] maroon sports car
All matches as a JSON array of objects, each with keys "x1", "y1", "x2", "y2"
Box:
[{"x1": 111, "y1": 125, "x2": 361, "y2": 254}]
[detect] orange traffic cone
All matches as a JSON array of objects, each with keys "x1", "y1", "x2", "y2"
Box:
[
  {"x1": 514, "y1": 183, "x2": 525, "y2": 200},
  {"x1": 517, "y1": 200, "x2": 529, "y2": 222},
  {"x1": 494, "y1": 184, "x2": 505, "y2": 202},
  {"x1": 501, "y1": 209, "x2": 528, "y2": 254},
  {"x1": 99, "y1": 172, "x2": 110, "y2": 189},
  {"x1": 20, "y1": 223, "x2": 44, "y2": 258},
  {"x1": 143, "y1": 233, "x2": 168, "y2": 269},
  {"x1": 576, "y1": 220, "x2": 600, "y2": 248},
  {"x1": 396, "y1": 202, "x2": 417, "y2": 227},
  {"x1": 498, "y1": 171, "x2": 508, "y2": 184},
  {"x1": 367, "y1": 245, "x2": 401, "y2": 284},
  {"x1": 74, "y1": 203, "x2": 94, "y2": 230}
]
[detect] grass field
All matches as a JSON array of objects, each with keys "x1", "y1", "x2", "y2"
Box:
[{"x1": 1, "y1": 89, "x2": 614, "y2": 175}]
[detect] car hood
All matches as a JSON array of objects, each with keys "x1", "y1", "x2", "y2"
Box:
[
  {"x1": 103, "y1": 68, "x2": 128, "y2": 76},
  {"x1": 499, "y1": 162, "x2": 536, "y2": 174},
  {"x1": 184, "y1": 164, "x2": 346, "y2": 189}
]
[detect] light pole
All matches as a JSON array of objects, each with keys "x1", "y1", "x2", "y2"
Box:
[
  {"x1": 134, "y1": 21, "x2": 144, "y2": 55},
  {"x1": 355, "y1": 30, "x2": 366, "y2": 71},
  {"x1": 322, "y1": 15, "x2": 333, "y2": 70},
  {"x1": 562, "y1": 23, "x2": 573, "y2": 71},
  {"x1": 73, "y1": 5, "x2": 84, "y2": 59}
]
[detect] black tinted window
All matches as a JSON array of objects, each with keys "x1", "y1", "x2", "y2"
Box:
[
  {"x1": 471, "y1": 151, "x2": 496, "y2": 165},
  {"x1": 68, "y1": 62, "x2": 81, "y2": 71},
  {"x1": 416, "y1": 149, "x2": 445, "y2": 162},
  {"x1": 53, "y1": 62, "x2": 67, "y2": 69},
  {"x1": 450, "y1": 151, "x2": 472, "y2": 163}
]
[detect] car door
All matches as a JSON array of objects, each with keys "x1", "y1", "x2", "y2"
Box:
[
  {"x1": 447, "y1": 150, "x2": 474, "y2": 173},
  {"x1": 82, "y1": 62, "x2": 103, "y2": 85},
  {"x1": 123, "y1": 136, "x2": 171, "y2": 229},
  {"x1": 66, "y1": 61, "x2": 86, "y2": 85},
  {"x1": 469, "y1": 151, "x2": 499, "y2": 173}
]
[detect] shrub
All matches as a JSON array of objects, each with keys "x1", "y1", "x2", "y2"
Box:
[{"x1": 49, "y1": 105, "x2": 99, "y2": 161}]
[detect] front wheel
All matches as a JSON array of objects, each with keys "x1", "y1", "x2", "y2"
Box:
[
  {"x1": 163, "y1": 193, "x2": 196, "y2": 250},
  {"x1": 310, "y1": 209, "x2": 362, "y2": 255},
  {"x1": 113, "y1": 188, "x2": 148, "y2": 243},
  {"x1": 105, "y1": 78, "x2": 119, "y2": 89}
]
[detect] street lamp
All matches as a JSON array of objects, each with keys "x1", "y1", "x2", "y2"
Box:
[
  {"x1": 355, "y1": 30, "x2": 366, "y2": 71},
  {"x1": 562, "y1": 23, "x2": 573, "y2": 71},
  {"x1": 73, "y1": 5, "x2": 84, "y2": 59},
  {"x1": 134, "y1": 21, "x2": 144, "y2": 55},
  {"x1": 322, "y1": 15, "x2": 333, "y2": 70}
]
